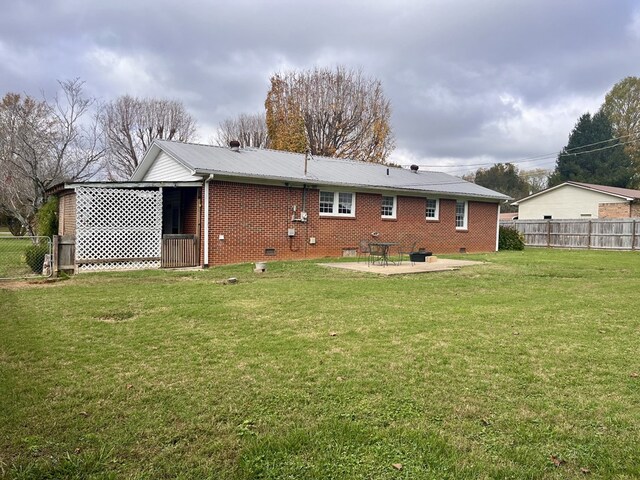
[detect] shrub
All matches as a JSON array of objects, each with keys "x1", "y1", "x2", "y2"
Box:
[
  {"x1": 25, "y1": 244, "x2": 49, "y2": 273},
  {"x1": 37, "y1": 197, "x2": 59, "y2": 238},
  {"x1": 498, "y1": 226, "x2": 525, "y2": 250}
]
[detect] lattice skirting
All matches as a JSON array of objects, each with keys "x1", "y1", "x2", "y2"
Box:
[
  {"x1": 76, "y1": 230, "x2": 161, "y2": 260},
  {"x1": 78, "y1": 260, "x2": 161, "y2": 272},
  {"x1": 75, "y1": 187, "x2": 163, "y2": 271}
]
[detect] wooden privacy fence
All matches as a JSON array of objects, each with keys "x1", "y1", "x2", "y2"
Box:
[
  {"x1": 501, "y1": 219, "x2": 640, "y2": 250},
  {"x1": 161, "y1": 234, "x2": 200, "y2": 268},
  {"x1": 53, "y1": 235, "x2": 76, "y2": 274}
]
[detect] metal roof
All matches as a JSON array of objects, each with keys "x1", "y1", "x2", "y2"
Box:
[{"x1": 133, "y1": 140, "x2": 510, "y2": 201}]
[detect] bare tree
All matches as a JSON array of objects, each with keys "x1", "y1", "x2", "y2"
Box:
[
  {"x1": 519, "y1": 168, "x2": 550, "y2": 194},
  {"x1": 265, "y1": 66, "x2": 395, "y2": 163},
  {"x1": 0, "y1": 79, "x2": 104, "y2": 235},
  {"x1": 49, "y1": 79, "x2": 105, "y2": 182},
  {"x1": 214, "y1": 113, "x2": 269, "y2": 148},
  {"x1": 601, "y1": 76, "x2": 640, "y2": 185},
  {"x1": 102, "y1": 96, "x2": 197, "y2": 179}
]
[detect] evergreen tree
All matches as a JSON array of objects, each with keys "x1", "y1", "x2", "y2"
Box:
[
  {"x1": 549, "y1": 112, "x2": 633, "y2": 188},
  {"x1": 473, "y1": 163, "x2": 531, "y2": 211}
]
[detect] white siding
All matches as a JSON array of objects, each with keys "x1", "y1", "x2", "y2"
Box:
[
  {"x1": 518, "y1": 184, "x2": 626, "y2": 219},
  {"x1": 143, "y1": 152, "x2": 200, "y2": 181}
]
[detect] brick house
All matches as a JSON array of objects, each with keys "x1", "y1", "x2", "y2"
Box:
[
  {"x1": 513, "y1": 181, "x2": 640, "y2": 220},
  {"x1": 53, "y1": 140, "x2": 509, "y2": 272}
]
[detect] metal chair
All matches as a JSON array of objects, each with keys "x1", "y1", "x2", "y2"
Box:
[
  {"x1": 368, "y1": 243, "x2": 386, "y2": 266},
  {"x1": 397, "y1": 241, "x2": 417, "y2": 265},
  {"x1": 357, "y1": 240, "x2": 370, "y2": 263}
]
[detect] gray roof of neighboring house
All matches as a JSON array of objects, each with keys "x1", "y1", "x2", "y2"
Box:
[
  {"x1": 132, "y1": 140, "x2": 511, "y2": 201},
  {"x1": 513, "y1": 181, "x2": 640, "y2": 205}
]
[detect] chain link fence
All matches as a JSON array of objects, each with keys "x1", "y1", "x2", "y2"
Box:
[{"x1": 0, "y1": 235, "x2": 53, "y2": 280}]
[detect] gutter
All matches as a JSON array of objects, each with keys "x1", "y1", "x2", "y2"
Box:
[
  {"x1": 193, "y1": 169, "x2": 510, "y2": 202},
  {"x1": 496, "y1": 203, "x2": 501, "y2": 252}
]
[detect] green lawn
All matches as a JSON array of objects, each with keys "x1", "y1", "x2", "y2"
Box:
[
  {"x1": 0, "y1": 237, "x2": 39, "y2": 278},
  {"x1": 1, "y1": 249, "x2": 639, "y2": 479}
]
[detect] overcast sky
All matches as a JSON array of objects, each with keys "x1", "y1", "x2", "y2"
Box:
[{"x1": 1, "y1": 0, "x2": 639, "y2": 176}]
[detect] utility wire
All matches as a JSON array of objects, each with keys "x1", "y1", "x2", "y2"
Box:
[{"x1": 410, "y1": 130, "x2": 640, "y2": 171}]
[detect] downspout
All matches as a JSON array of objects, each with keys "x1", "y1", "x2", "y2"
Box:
[
  {"x1": 495, "y1": 202, "x2": 501, "y2": 252},
  {"x1": 203, "y1": 174, "x2": 213, "y2": 267}
]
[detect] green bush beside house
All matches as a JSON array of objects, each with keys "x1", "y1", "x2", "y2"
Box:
[{"x1": 498, "y1": 226, "x2": 525, "y2": 250}]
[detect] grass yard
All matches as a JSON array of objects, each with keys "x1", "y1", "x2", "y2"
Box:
[
  {"x1": 0, "y1": 238, "x2": 32, "y2": 279},
  {"x1": 1, "y1": 249, "x2": 639, "y2": 479}
]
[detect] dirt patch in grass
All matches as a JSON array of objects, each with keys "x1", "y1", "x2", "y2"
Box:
[
  {"x1": 0, "y1": 278, "x2": 69, "y2": 290},
  {"x1": 93, "y1": 309, "x2": 138, "y2": 323}
]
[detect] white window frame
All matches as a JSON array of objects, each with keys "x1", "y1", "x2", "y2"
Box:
[
  {"x1": 425, "y1": 198, "x2": 439, "y2": 220},
  {"x1": 455, "y1": 200, "x2": 468, "y2": 230},
  {"x1": 319, "y1": 191, "x2": 356, "y2": 217},
  {"x1": 381, "y1": 195, "x2": 397, "y2": 219}
]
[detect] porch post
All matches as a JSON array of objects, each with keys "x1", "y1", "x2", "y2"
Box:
[
  {"x1": 203, "y1": 175, "x2": 213, "y2": 267},
  {"x1": 495, "y1": 203, "x2": 501, "y2": 252}
]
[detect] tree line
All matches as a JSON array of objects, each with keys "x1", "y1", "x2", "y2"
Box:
[
  {"x1": 466, "y1": 76, "x2": 640, "y2": 204},
  {"x1": 0, "y1": 79, "x2": 199, "y2": 235},
  {"x1": 1, "y1": 67, "x2": 395, "y2": 235},
  {"x1": 3, "y1": 69, "x2": 637, "y2": 234}
]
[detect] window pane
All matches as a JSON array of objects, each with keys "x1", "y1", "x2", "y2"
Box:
[
  {"x1": 381, "y1": 196, "x2": 394, "y2": 217},
  {"x1": 338, "y1": 192, "x2": 353, "y2": 214},
  {"x1": 456, "y1": 201, "x2": 466, "y2": 228},
  {"x1": 426, "y1": 199, "x2": 437, "y2": 218},
  {"x1": 320, "y1": 191, "x2": 334, "y2": 213}
]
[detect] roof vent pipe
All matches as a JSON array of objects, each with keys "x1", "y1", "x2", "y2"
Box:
[
  {"x1": 410, "y1": 164, "x2": 419, "y2": 173},
  {"x1": 229, "y1": 140, "x2": 241, "y2": 152}
]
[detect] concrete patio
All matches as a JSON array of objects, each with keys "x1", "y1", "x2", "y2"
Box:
[{"x1": 318, "y1": 258, "x2": 483, "y2": 275}]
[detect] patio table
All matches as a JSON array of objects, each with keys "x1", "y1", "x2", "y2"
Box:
[{"x1": 368, "y1": 242, "x2": 399, "y2": 266}]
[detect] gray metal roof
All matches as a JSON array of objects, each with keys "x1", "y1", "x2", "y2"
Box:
[{"x1": 134, "y1": 140, "x2": 510, "y2": 201}]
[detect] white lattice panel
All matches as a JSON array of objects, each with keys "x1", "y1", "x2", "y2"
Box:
[
  {"x1": 76, "y1": 187, "x2": 162, "y2": 271},
  {"x1": 78, "y1": 260, "x2": 161, "y2": 272}
]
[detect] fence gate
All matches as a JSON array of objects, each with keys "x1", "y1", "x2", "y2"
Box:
[
  {"x1": 0, "y1": 236, "x2": 52, "y2": 280},
  {"x1": 161, "y1": 234, "x2": 200, "y2": 268}
]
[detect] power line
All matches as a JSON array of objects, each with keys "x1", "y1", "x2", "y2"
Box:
[{"x1": 409, "y1": 130, "x2": 640, "y2": 172}]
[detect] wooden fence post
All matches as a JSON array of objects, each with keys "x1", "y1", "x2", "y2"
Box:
[
  {"x1": 52, "y1": 235, "x2": 59, "y2": 278},
  {"x1": 588, "y1": 220, "x2": 592, "y2": 249},
  {"x1": 546, "y1": 221, "x2": 551, "y2": 247},
  {"x1": 633, "y1": 220, "x2": 637, "y2": 251}
]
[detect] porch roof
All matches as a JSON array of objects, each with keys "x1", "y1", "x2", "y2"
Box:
[{"x1": 47, "y1": 181, "x2": 201, "y2": 195}]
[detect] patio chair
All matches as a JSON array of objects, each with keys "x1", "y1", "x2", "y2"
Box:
[
  {"x1": 368, "y1": 242, "x2": 386, "y2": 266},
  {"x1": 357, "y1": 240, "x2": 371, "y2": 263},
  {"x1": 397, "y1": 240, "x2": 417, "y2": 265}
]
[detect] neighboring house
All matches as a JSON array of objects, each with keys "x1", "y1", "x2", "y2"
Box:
[
  {"x1": 513, "y1": 181, "x2": 640, "y2": 220},
  {"x1": 52, "y1": 140, "x2": 509, "y2": 271}
]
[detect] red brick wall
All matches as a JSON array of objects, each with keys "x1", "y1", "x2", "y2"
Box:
[
  {"x1": 203, "y1": 181, "x2": 499, "y2": 266},
  {"x1": 57, "y1": 192, "x2": 76, "y2": 235},
  {"x1": 598, "y1": 202, "x2": 631, "y2": 218},
  {"x1": 181, "y1": 188, "x2": 199, "y2": 235}
]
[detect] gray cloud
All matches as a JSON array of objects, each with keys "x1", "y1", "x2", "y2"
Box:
[{"x1": 1, "y1": 0, "x2": 638, "y2": 174}]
